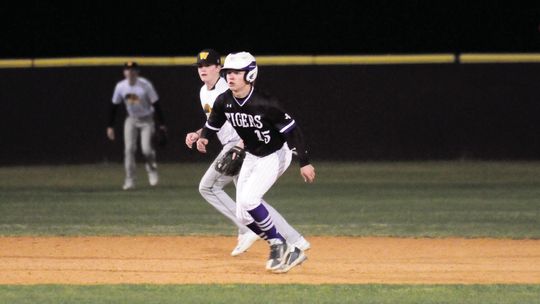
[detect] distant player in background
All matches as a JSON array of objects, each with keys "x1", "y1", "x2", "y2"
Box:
[
  {"x1": 197, "y1": 52, "x2": 315, "y2": 273},
  {"x1": 186, "y1": 49, "x2": 310, "y2": 256},
  {"x1": 107, "y1": 61, "x2": 166, "y2": 190}
]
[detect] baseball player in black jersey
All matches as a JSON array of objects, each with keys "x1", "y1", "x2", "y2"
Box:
[
  {"x1": 197, "y1": 52, "x2": 316, "y2": 273},
  {"x1": 186, "y1": 49, "x2": 310, "y2": 257}
]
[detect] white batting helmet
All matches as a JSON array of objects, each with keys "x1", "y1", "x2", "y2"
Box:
[{"x1": 222, "y1": 52, "x2": 258, "y2": 83}]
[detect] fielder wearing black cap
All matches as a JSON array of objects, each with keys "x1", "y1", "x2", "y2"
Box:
[
  {"x1": 196, "y1": 49, "x2": 221, "y2": 66},
  {"x1": 124, "y1": 61, "x2": 139, "y2": 70}
]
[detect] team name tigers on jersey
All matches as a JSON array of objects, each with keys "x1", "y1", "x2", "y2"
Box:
[{"x1": 225, "y1": 112, "x2": 263, "y2": 129}]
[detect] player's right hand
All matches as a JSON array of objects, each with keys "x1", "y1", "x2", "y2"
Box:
[
  {"x1": 185, "y1": 132, "x2": 200, "y2": 148},
  {"x1": 106, "y1": 127, "x2": 115, "y2": 141},
  {"x1": 196, "y1": 138, "x2": 209, "y2": 153},
  {"x1": 300, "y1": 164, "x2": 316, "y2": 183}
]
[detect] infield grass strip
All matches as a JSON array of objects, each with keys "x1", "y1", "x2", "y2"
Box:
[
  {"x1": 0, "y1": 162, "x2": 539, "y2": 237},
  {"x1": 0, "y1": 284, "x2": 539, "y2": 304}
]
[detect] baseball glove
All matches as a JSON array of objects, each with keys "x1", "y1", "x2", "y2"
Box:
[
  {"x1": 215, "y1": 146, "x2": 246, "y2": 176},
  {"x1": 153, "y1": 127, "x2": 168, "y2": 147}
]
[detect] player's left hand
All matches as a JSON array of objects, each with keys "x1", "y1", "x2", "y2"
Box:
[
  {"x1": 106, "y1": 127, "x2": 115, "y2": 141},
  {"x1": 300, "y1": 164, "x2": 315, "y2": 183},
  {"x1": 153, "y1": 125, "x2": 168, "y2": 147},
  {"x1": 185, "y1": 132, "x2": 200, "y2": 148},
  {"x1": 197, "y1": 138, "x2": 209, "y2": 153}
]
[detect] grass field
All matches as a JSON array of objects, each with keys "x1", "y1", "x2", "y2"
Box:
[
  {"x1": 0, "y1": 162, "x2": 539, "y2": 237},
  {"x1": 1, "y1": 161, "x2": 539, "y2": 303},
  {"x1": 1, "y1": 284, "x2": 539, "y2": 304}
]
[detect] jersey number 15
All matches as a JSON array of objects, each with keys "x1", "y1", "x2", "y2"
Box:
[{"x1": 254, "y1": 130, "x2": 271, "y2": 144}]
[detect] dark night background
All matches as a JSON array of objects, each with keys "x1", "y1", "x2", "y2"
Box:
[
  {"x1": 1, "y1": 1, "x2": 540, "y2": 164},
  {"x1": 1, "y1": 1, "x2": 540, "y2": 58}
]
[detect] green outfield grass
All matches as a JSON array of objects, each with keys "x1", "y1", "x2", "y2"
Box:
[
  {"x1": 1, "y1": 162, "x2": 539, "y2": 302},
  {"x1": 0, "y1": 284, "x2": 539, "y2": 304},
  {"x1": 0, "y1": 161, "x2": 539, "y2": 237}
]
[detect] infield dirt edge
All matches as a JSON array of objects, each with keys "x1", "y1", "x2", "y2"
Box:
[{"x1": 1, "y1": 236, "x2": 539, "y2": 285}]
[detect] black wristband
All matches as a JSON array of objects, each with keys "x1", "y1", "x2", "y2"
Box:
[
  {"x1": 299, "y1": 155, "x2": 311, "y2": 167},
  {"x1": 201, "y1": 127, "x2": 212, "y2": 139}
]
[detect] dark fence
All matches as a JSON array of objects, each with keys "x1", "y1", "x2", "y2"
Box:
[{"x1": 1, "y1": 64, "x2": 539, "y2": 165}]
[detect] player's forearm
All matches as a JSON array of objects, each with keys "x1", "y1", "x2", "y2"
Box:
[
  {"x1": 107, "y1": 103, "x2": 120, "y2": 127},
  {"x1": 153, "y1": 100, "x2": 165, "y2": 125},
  {"x1": 283, "y1": 126, "x2": 311, "y2": 167},
  {"x1": 201, "y1": 116, "x2": 224, "y2": 139},
  {"x1": 200, "y1": 125, "x2": 216, "y2": 139},
  {"x1": 201, "y1": 103, "x2": 226, "y2": 139}
]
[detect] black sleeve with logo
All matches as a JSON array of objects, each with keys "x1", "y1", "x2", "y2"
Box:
[{"x1": 265, "y1": 96, "x2": 311, "y2": 167}]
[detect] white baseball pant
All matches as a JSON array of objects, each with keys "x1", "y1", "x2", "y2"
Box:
[
  {"x1": 235, "y1": 144, "x2": 296, "y2": 235},
  {"x1": 199, "y1": 142, "x2": 302, "y2": 243},
  {"x1": 124, "y1": 115, "x2": 157, "y2": 182}
]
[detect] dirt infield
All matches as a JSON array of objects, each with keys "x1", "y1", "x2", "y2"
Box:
[{"x1": 0, "y1": 236, "x2": 539, "y2": 284}]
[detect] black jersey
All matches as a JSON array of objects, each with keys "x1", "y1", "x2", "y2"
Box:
[{"x1": 201, "y1": 86, "x2": 310, "y2": 166}]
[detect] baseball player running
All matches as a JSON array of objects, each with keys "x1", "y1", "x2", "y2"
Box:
[
  {"x1": 107, "y1": 61, "x2": 166, "y2": 190},
  {"x1": 186, "y1": 49, "x2": 310, "y2": 256},
  {"x1": 197, "y1": 52, "x2": 316, "y2": 273}
]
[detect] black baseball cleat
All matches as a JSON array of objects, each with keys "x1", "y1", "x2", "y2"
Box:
[
  {"x1": 272, "y1": 246, "x2": 307, "y2": 274},
  {"x1": 266, "y1": 241, "x2": 288, "y2": 271}
]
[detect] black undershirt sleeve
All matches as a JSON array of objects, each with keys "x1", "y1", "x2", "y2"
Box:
[
  {"x1": 283, "y1": 125, "x2": 311, "y2": 167},
  {"x1": 200, "y1": 127, "x2": 213, "y2": 139},
  {"x1": 153, "y1": 100, "x2": 165, "y2": 126},
  {"x1": 200, "y1": 126, "x2": 215, "y2": 139},
  {"x1": 108, "y1": 103, "x2": 119, "y2": 127},
  {"x1": 201, "y1": 96, "x2": 227, "y2": 139}
]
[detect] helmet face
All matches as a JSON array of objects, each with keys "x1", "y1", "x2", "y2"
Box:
[{"x1": 222, "y1": 52, "x2": 258, "y2": 83}]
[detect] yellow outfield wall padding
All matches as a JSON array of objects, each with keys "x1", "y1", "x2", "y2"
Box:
[
  {"x1": 313, "y1": 54, "x2": 455, "y2": 65},
  {"x1": 0, "y1": 54, "x2": 457, "y2": 69},
  {"x1": 256, "y1": 56, "x2": 316, "y2": 65},
  {"x1": 460, "y1": 53, "x2": 540, "y2": 63},
  {"x1": 32, "y1": 57, "x2": 192, "y2": 67},
  {"x1": 0, "y1": 59, "x2": 33, "y2": 68},
  {"x1": 4, "y1": 54, "x2": 540, "y2": 68}
]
